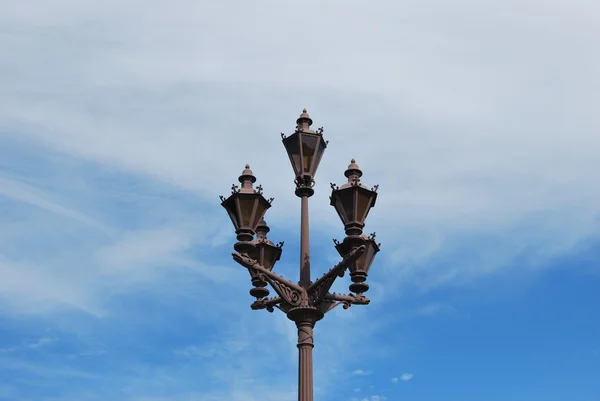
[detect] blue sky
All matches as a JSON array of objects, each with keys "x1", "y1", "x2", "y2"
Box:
[{"x1": 1, "y1": 1, "x2": 599, "y2": 400}]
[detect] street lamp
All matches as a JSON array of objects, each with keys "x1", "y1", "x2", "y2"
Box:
[
  {"x1": 220, "y1": 110, "x2": 381, "y2": 401},
  {"x1": 331, "y1": 159, "x2": 381, "y2": 295}
]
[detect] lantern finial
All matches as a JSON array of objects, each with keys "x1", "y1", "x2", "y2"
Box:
[
  {"x1": 256, "y1": 218, "x2": 270, "y2": 238},
  {"x1": 238, "y1": 164, "x2": 257, "y2": 192},
  {"x1": 296, "y1": 109, "x2": 313, "y2": 132}
]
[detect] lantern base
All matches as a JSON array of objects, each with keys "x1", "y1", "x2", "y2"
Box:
[
  {"x1": 349, "y1": 282, "x2": 369, "y2": 294},
  {"x1": 294, "y1": 174, "x2": 315, "y2": 198},
  {"x1": 250, "y1": 286, "x2": 270, "y2": 299},
  {"x1": 295, "y1": 187, "x2": 315, "y2": 197},
  {"x1": 234, "y1": 240, "x2": 255, "y2": 254},
  {"x1": 349, "y1": 271, "x2": 369, "y2": 294}
]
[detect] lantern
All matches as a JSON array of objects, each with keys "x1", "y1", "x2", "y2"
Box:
[
  {"x1": 281, "y1": 109, "x2": 327, "y2": 193},
  {"x1": 246, "y1": 219, "x2": 284, "y2": 299},
  {"x1": 334, "y1": 234, "x2": 380, "y2": 294},
  {"x1": 330, "y1": 159, "x2": 378, "y2": 236},
  {"x1": 221, "y1": 165, "x2": 272, "y2": 248}
]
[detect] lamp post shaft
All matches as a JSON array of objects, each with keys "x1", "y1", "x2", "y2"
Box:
[
  {"x1": 297, "y1": 319, "x2": 315, "y2": 401},
  {"x1": 300, "y1": 195, "x2": 311, "y2": 288}
]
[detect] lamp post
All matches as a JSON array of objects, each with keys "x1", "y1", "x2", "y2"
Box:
[{"x1": 220, "y1": 109, "x2": 381, "y2": 401}]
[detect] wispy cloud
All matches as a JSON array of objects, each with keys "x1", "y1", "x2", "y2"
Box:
[
  {"x1": 362, "y1": 396, "x2": 387, "y2": 401},
  {"x1": 353, "y1": 369, "x2": 373, "y2": 376},
  {"x1": 401, "y1": 373, "x2": 414, "y2": 381},
  {"x1": 26, "y1": 337, "x2": 57, "y2": 349},
  {"x1": 413, "y1": 303, "x2": 457, "y2": 317}
]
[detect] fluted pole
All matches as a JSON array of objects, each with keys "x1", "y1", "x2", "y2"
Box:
[
  {"x1": 299, "y1": 195, "x2": 311, "y2": 288},
  {"x1": 297, "y1": 319, "x2": 315, "y2": 401}
]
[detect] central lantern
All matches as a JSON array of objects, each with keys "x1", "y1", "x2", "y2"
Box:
[{"x1": 281, "y1": 109, "x2": 328, "y2": 195}]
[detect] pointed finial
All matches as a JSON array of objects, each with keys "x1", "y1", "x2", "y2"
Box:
[
  {"x1": 344, "y1": 159, "x2": 363, "y2": 183},
  {"x1": 241, "y1": 164, "x2": 254, "y2": 177},
  {"x1": 296, "y1": 109, "x2": 313, "y2": 131},
  {"x1": 351, "y1": 158, "x2": 356, "y2": 163},
  {"x1": 254, "y1": 218, "x2": 272, "y2": 241},
  {"x1": 347, "y1": 159, "x2": 360, "y2": 172},
  {"x1": 238, "y1": 164, "x2": 257, "y2": 191}
]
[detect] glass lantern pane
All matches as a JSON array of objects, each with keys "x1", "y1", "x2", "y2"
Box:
[
  {"x1": 283, "y1": 135, "x2": 302, "y2": 176},
  {"x1": 364, "y1": 244, "x2": 377, "y2": 273},
  {"x1": 334, "y1": 201, "x2": 347, "y2": 224},
  {"x1": 310, "y1": 138, "x2": 326, "y2": 176},
  {"x1": 262, "y1": 246, "x2": 276, "y2": 271},
  {"x1": 301, "y1": 134, "x2": 319, "y2": 174},
  {"x1": 226, "y1": 208, "x2": 239, "y2": 230},
  {"x1": 356, "y1": 190, "x2": 375, "y2": 223},
  {"x1": 223, "y1": 197, "x2": 240, "y2": 229},
  {"x1": 238, "y1": 196, "x2": 256, "y2": 227},
  {"x1": 251, "y1": 199, "x2": 269, "y2": 231},
  {"x1": 335, "y1": 192, "x2": 354, "y2": 224}
]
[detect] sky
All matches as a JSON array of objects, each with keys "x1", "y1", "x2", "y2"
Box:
[{"x1": 0, "y1": 0, "x2": 599, "y2": 400}]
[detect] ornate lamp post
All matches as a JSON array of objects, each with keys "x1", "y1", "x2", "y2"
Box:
[{"x1": 220, "y1": 110, "x2": 381, "y2": 401}]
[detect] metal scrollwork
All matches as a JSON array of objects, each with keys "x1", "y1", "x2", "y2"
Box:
[
  {"x1": 309, "y1": 274, "x2": 336, "y2": 305},
  {"x1": 294, "y1": 176, "x2": 315, "y2": 189},
  {"x1": 260, "y1": 273, "x2": 302, "y2": 307}
]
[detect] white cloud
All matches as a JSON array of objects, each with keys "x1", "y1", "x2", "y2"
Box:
[
  {"x1": 391, "y1": 377, "x2": 398, "y2": 383},
  {"x1": 1, "y1": 0, "x2": 598, "y2": 303},
  {"x1": 401, "y1": 373, "x2": 414, "y2": 381},
  {"x1": 362, "y1": 396, "x2": 386, "y2": 401},
  {"x1": 353, "y1": 369, "x2": 373, "y2": 376},
  {"x1": 0, "y1": 177, "x2": 108, "y2": 232},
  {"x1": 77, "y1": 350, "x2": 106, "y2": 357},
  {"x1": 27, "y1": 337, "x2": 57, "y2": 349},
  {"x1": 413, "y1": 303, "x2": 457, "y2": 317}
]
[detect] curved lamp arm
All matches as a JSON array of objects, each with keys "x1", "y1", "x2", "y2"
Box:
[
  {"x1": 306, "y1": 245, "x2": 366, "y2": 305},
  {"x1": 232, "y1": 252, "x2": 306, "y2": 306}
]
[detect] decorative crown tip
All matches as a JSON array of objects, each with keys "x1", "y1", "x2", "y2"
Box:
[
  {"x1": 351, "y1": 158, "x2": 355, "y2": 163},
  {"x1": 245, "y1": 164, "x2": 250, "y2": 169},
  {"x1": 303, "y1": 108, "x2": 307, "y2": 113}
]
